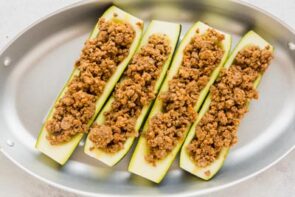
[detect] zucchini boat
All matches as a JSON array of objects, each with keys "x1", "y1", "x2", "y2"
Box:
[
  {"x1": 128, "y1": 22, "x2": 232, "y2": 183},
  {"x1": 180, "y1": 31, "x2": 274, "y2": 180},
  {"x1": 84, "y1": 20, "x2": 181, "y2": 166},
  {"x1": 35, "y1": 6, "x2": 143, "y2": 165}
]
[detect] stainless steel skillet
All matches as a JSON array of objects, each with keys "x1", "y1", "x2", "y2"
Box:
[{"x1": 0, "y1": 0, "x2": 294, "y2": 196}]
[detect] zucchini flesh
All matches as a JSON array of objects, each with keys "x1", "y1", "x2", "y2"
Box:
[
  {"x1": 180, "y1": 31, "x2": 274, "y2": 180},
  {"x1": 84, "y1": 20, "x2": 181, "y2": 166},
  {"x1": 35, "y1": 6, "x2": 143, "y2": 165},
  {"x1": 128, "y1": 22, "x2": 232, "y2": 183}
]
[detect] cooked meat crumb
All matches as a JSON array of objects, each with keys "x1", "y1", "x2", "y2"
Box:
[
  {"x1": 187, "y1": 45, "x2": 273, "y2": 167},
  {"x1": 136, "y1": 21, "x2": 144, "y2": 29},
  {"x1": 205, "y1": 170, "x2": 211, "y2": 176},
  {"x1": 144, "y1": 29, "x2": 225, "y2": 164},
  {"x1": 89, "y1": 34, "x2": 171, "y2": 153},
  {"x1": 45, "y1": 18, "x2": 135, "y2": 144}
]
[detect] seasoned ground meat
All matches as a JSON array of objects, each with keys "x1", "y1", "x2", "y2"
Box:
[
  {"x1": 89, "y1": 34, "x2": 171, "y2": 153},
  {"x1": 45, "y1": 18, "x2": 135, "y2": 145},
  {"x1": 187, "y1": 45, "x2": 273, "y2": 167},
  {"x1": 144, "y1": 29, "x2": 225, "y2": 164}
]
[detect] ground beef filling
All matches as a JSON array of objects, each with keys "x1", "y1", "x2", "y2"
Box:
[
  {"x1": 187, "y1": 45, "x2": 273, "y2": 167},
  {"x1": 144, "y1": 29, "x2": 225, "y2": 164},
  {"x1": 89, "y1": 34, "x2": 171, "y2": 153},
  {"x1": 45, "y1": 18, "x2": 135, "y2": 145}
]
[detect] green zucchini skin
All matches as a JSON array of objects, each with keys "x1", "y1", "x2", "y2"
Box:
[
  {"x1": 35, "y1": 6, "x2": 144, "y2": 165},
  {"x1": 84, "y1": 20, "x2": 181, "y2": 167},
  {"x1": 180, "y1": 31, "x2": 274, "y2": 180},
  {"x1": 128, "y1": 22, "x2": 232, "y2": 183}
]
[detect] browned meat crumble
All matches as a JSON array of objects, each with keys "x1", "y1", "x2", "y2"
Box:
[
  {"x1": 89, "y1": 34, "x2": 171, "y2": 153},
  {"x1": 144, "y1": 29, "x2": 225, "y2": 164},
  {"x1": 45, "y1": 18, "x2": 135, "y2": 145},
  {"x1": 187, "y1": 45, "x2": 273, "y2": 167}
]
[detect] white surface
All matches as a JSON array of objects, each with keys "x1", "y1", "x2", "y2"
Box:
[{"x1": 0, "y1": 0, "x2": 294, "y2": 196}]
